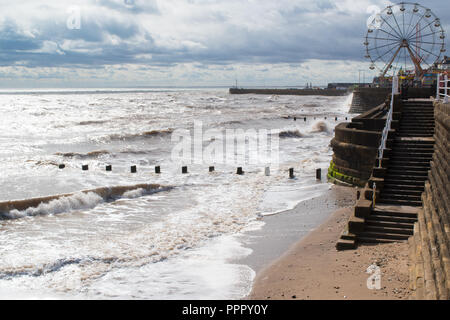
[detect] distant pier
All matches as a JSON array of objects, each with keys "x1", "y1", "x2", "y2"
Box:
[{"x1": 229, "y1": 88, "x2": 350, "y2": 96}]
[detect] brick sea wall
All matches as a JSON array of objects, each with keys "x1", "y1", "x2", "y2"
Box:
[{"x1": 409, "y1": 100, "x2": 450, "y2": 300}]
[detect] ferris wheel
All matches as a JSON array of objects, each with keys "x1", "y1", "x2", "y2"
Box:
[{"x1": 365, "y1": 2, "x2": 446, "y2": 77}]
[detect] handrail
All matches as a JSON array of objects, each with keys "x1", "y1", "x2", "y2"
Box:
[
  {"x1": 377, "y1": 76, "x2": 398, "y2": 168},
  {"x1": 436, "y1": 73, "x2": 449, "y2": 103}
]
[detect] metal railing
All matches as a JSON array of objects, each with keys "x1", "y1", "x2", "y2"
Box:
[
  {"x1": 372, "y1": 76, "x2": 398, "y2": 206},
  {"x1": 437, "y1": 73, "x2": 449, "y2": 103},
  {"x1": 377, "y1": 76, "x2": 399, "y2": 168}
]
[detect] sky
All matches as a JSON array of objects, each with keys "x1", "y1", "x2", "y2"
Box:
[{"x1": 0, "y1": 0, "x2": 448, "y2": 88}]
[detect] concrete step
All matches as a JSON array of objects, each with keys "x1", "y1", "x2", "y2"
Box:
[
  {"x1": 387, "y1": 169, "x2": 429, "y2": 177},
  {"x1": 398, "y1": 128, "x2": 435, "y2": 131},
  {"x1": 383, "y1": 179, "x2": 425, "y2": 187},
  {"x1": 390, "y1": 156, "x2": 432, "y2": 163},
  {"x1": 369, "y1": 214, "x2": 417, "y2": 224},
  {"x1": 386, "y1": 163, "x2": 431, "y2": 169},
  {"x1": 399, "y1": 125, "x2": 435, "y2": 129},
  {"x1": 377, "y1": 198, "x2": 422, "y2": 206},
  {"x1": 357, "y1": 231, "x2": 410, "y2": 241},
  {"x1": 381, "y1": 188, "x2": 423, "y2": 196},
  {"x1": 391, "y1": 152, "x2": 433, "y2": 159},
  {"x1": 388, "y1": 165, "x2": 430, "y2": 171},
  {"x1": 402, "y1": 111, "x2": 434, "y2": 113},
  {"x1": 358, "y1": 237, "x2": 399, "y2": 244},
  {"x1": 400, "y1": 124, "x2": 435, "y2": 128},
  {"x1": 365, "y1": 219, "x2": 414, "y2": 230},
  {"x1": 393, "y1": 148, "x2": 434, "y2": 153},
  {"x1": 384, "y1": 174, "x2": 428, "y2": 182},
  {"x1": 392, "y1": 143, "x2": 434, "y2": 149},
  {"x1": 401, "y1": 117, "x2": 435, "y2": 121},
  {"x1": 383, "y1": 183, "x2": 425, "y2": 191},
  {"x1": 365, "y1": 226, "x2": 414, "y2": 236},
  {"x1": 372, "y1": 205, "x2": 419, "y2": 218},
  {"x1": 394, "y1": 138, "x2": 434, "y2": 144},
  {"x1": 401, "y1": 119, "x2": 435, "y2": 123},
  {"x1": 397, "y1": 134, "x2": 434, "y2": 137},
  {"x1": 379, "y1": 193, "x2": 422, "y2": 202}
]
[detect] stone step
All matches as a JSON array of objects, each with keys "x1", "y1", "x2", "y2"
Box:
[
  {"x1": 390, "y1": 156, "x2": 432, "y2": 163},
  {"x1": 372, "y1": 206, "x2": 419, "y2": 218},
  {"x1": 394, "y1": 139, "x2": 435, "y2": 145},
  {"x1": 402, "y1": 112, "x2": 434, "y2": 115},
  {"x1": 387, "y1": 169, "x2": 429, "y2": 177},
  {"x1": 336, "y1": 239, "x2": 357, "y2": 250},
  {"x1": 397, "y1": 134, "x2": 434, "y2": 137},
  {"x1": 402, "y1": 114, "x2": 434, "y2": 117},
  {"x1": 379, "y1": 193, "x2": 422, "y2": 202},
  {"x1": 392, "y1": 143, "x2": 434, "y2": 149},
  {"x1": 381, "y1": 188, "x2": 423, "y2": 196},
  {"x1": 388, "y1": 165, "x2": 430, "y2": 172},
  {"x1": 393, "y1": 148, "x2": 434, "y2": 153},
  {"x1": 399, "y1": 126, "x2": 435, "y2": 129},
  {"x1": 369, "y1": 214, "x2": 417, "y2": 224},
  {"x1": 383, "y1": 179, "x2": 425, "y2": 187},
  {"x1": 401, "y1": 119, "x2": 435, "y2": 123},
  {"x1": 357, "y1": 231, "x2": 410, "y2": 241},
  {"x1": 358, "y1": 237, "x2": 399, "y2": 244},
  {"x1": 384, "y1": 178, "x2": 427, "y2": 186},
  {"x1": 365, "y1": 226, "x2": 414, "y2": 236},
  {"x1": 365, "y1": 219, "x2": 414, "y2": 230},
  {"x1": 401, "y1": 117, "x2": 435, "y2": 121},
  {"x1": 383, "y1": 183, "x2": 425, "y2": 191},
  {"x1": 398, "y1": 128, "x2": 435, "y2": 131},
  {"x1": 402, "y1": 109, "x2": 434, "y2": 112},
  {"x1": 391, "y1": 152, "x2": 433, "y2": 159},
  {"x1": 399, "y1": 126, "x2": 435, "y2": 130},
  {"x1": 377, "y1": 198, "x2": 422, "y2": 206}
]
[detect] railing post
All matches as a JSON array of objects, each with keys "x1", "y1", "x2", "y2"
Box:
[
  {"x1": 436, "y1": 73, "x2": 440, "y2": 101},
  {"x1": 445, "y1": 75, "x2": 449, "y2": 103},
  {"x1": 393, "y1": 76, "x2": 399, "y2": 95},
  {"x1": 372, "y1": 182, "x2": 376, "y2": 206}
]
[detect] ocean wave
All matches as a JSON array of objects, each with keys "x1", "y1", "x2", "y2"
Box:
[
  {"x1": 0, "y1": 184, "x2": 171, "y2": 220},
  {"x1": 77, "y1": 120, "x2": 109, "y2": 126},
  {"x1": 279, "y1": 130, "x2": 303, "y2": 138},
  {"x1": 55, "y1": 150, "x2": 110, "y2": 159},
  {"x1": 105, "y1": 128, "x2": 174, "y2": 141},
  {"x1": 310, "y1": 121, "x2": 330, "y2": 133}
]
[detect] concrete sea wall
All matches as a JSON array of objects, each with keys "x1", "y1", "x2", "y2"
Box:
[
  {"x1": 328, "y1": 101, "x2": 390, "y2": 187},
  {"x1": 409, "y1": 100, "x2": 450, "y2": 300},
  {"x1": 350, "y1": 87, "x2": 435, "y2": 114}
]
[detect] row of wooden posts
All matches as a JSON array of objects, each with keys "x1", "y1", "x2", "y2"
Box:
[
  {"x1": 293, "y1": 116, "x2": 347, "y2": 122},
  {"x1": 58, "y1": 164, "x2": 322, "y2": 180}
]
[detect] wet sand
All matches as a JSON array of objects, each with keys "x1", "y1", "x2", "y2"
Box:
[{"x1": 245, "y1": 186, "x2": 411, "y2": 300}]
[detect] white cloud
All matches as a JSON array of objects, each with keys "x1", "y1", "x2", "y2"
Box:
[{"x1": 0, "y1": 0, "x2": 447, "y2": 86}]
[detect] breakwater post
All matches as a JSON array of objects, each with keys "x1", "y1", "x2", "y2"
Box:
[{"x1": 289, "y1": 168, "x2": 295, "y2": 179}]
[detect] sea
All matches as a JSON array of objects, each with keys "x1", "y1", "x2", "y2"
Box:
[{"x1": 0, "y1": 88, "x2": 353, "y2": 299}]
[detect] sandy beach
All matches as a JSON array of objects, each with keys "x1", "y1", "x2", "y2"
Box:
[{"x1": 247, "y1": 186, "x2": 411, "y2": 300}]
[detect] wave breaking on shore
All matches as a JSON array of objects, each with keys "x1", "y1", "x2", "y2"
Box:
[{"x1": 0, "y1": 184, "x2": 172, "y2": 220}]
